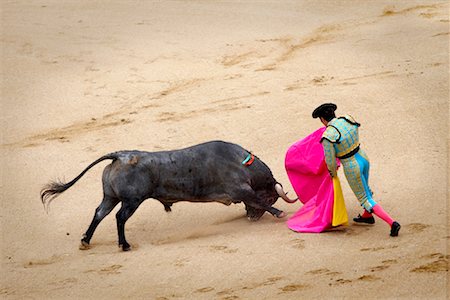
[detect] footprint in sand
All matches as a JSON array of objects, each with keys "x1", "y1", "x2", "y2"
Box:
[
  {"x1": 215, "y1": 290, "x2": 241, "y2": 300},
  {"x1": 310, "y1": 75, "x2": 334, "y2": 86},
  {"x1": 331, "y1": 278, "x2": 352, "y2": 286},
  {"x1": 405, "y1": 223, "x2": 431, "y2": 233},
  {"x1": 242, "y1": 276, "x2": 284, "y2": 290},
  {"x1": 195, "y1": 287, "x2": 215, "y2": 293},
  {"x1": 411, "y1": 253, "x2": 449, "y2": 273},
  {"x1": 156, "y1": 294, "x2": 182, "y2": 300},
  {"x1": 331, "y1": 226, "x2": 370, "y2": 236},
  {"x1": 216, "y1": 289, "x2": 235, "y2": 297},
  {"x1": 222, "y1": 296, "x2": 240, "y2": 300},
  {"x1": 84, "y1": 264, "x2": 123, "y2": 275},
  {"x1": 305, "y1": 268, "x2": 342, "y2": 277},
  {"x1": 279, "y1": 283, "x2": 310, "y2": 292},
  {"x1": 357, "y1": 274, "x2": 380, "y2": 282},
  {"x1": 368, "y1": 258, "x2": 399, "y2": 272},
  {"x1": 173, "y1": 258, "x2": 190, "y2": 267},
  {"x1": 97, "y1": 264, "x2": 123, "y2": 274},
  {"x1": 209, "y1": 245, "x2": 238, "y2": 254},
  {"x1": 0, "y1": 288, "x2": 14, "y2": 296},
  {"x1": 49, "y1": 277, "x2": 78, "y2": 288},
  {"x1": 369, "y1": 265, "x2": 390, "y2": 272},
  {"x1": 291, "y1": 238, "x2": 305, "y2": 249},
  {"x1": 360, "y1": 245, "x2": 398, "y2": 252},
  {"x1": 382, "y1": 259, "x2": 398, "y2": 264}
]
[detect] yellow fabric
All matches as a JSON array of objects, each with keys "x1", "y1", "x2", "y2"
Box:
[{"x1": 332, "y1": 177, "x2": 348, "y2": 226}]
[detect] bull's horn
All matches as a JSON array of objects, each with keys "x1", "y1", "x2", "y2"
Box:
[{"x1": 275, "y1": 183, "x2": 298, "y2": 203}]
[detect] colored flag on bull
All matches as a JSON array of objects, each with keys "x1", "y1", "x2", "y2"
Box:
[{"x1": 285, "y1": 127, "x2": 348, "y2": 233}]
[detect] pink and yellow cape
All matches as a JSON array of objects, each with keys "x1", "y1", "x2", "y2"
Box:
[{"x1": 285, "y1": 127, "x2": 348, "y2": 233}]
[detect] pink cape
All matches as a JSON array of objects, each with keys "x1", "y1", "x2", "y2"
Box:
[{"x1": 285, "y1": 128, "x2": 342, "y2": 233}]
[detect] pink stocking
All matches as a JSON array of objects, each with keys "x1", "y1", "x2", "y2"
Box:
[{"x1": 372, "y1": 204, "x2": 394, "y2": 226}]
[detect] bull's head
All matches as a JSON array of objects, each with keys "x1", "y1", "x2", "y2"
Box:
[
  {"x1": 245, "y1": 183, "x2": 297, "y2": 221},
  {"x1": 245, "y1": 206, "x2": 267, "y2": 221}
]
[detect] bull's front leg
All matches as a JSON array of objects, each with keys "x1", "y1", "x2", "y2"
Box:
[
  {"x1": 244, "y1": 201, "x2": 286, "y2": 220},
  {"x1": 235, "y1": 187, "x2": 286, "y2": 220},
  {"x1": 266, "y1": 206, "x2": 287, "y2": 218}
]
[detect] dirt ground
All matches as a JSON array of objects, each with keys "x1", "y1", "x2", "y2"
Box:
[{"x1": 1, "y1": 1, "x2": 448, "y2": 299}]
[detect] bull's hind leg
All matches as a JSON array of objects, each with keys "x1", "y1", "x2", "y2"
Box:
[
  {"x1": 80, "y1": 195, "x2": 120, "y2": 250},
  {"x1": 116, "y1": 199, "x2": 144, "y2": 251}
]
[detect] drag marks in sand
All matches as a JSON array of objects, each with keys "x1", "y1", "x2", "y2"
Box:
[
  {"x1": 283, "y1": 50, "x2": 446, "y2": 92},
  {"x1": 256, "y1": 25, "x2": 340, "y2": 72},
  {"x1": 1, "y1": 74, "x2": 205, "y2": 148},
  {"x1": 157, "y1": 102, "x2": 252, "y2": 123},
  {"x1": 157, "y1": 91, "x2": 268, "y2": 123},
  {"x1": 381, "y1": 3, "x2": 446, "y2": 18},
  {"x1": 221, "y1": 25, "x2": 339, "y2": 72},
  {"x1": 153, "y1": 78, "x2": 208, "y2": 99},
  {"x1": 21, "y1": 117, "x2": 133, "y2": 148},
  {"x1": 24, "y1": 254, "x2": 67, "y2": 268},
  {"x1": 284, "y1": 71, "x2": 397, "y2": 91},
  {"x1": 24, "y1": 254, "x2": 123, "y2": 279},
  {"x1": 9, "y1": 3, "x2": 445, "y2": 150},
  {"x1": 221, "y1": 2, "x2": 446, "y2": 79},
  {"x1": 5, "y1": 76, "x2": 266, "y2": 148}
]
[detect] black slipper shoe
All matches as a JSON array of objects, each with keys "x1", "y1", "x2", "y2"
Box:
[
  {"x1": 353, "y1": 214, "x2": 375, "y2": 224},
  {"x1": 390, "y1": 221, "x2": 401, "y2": 237}
]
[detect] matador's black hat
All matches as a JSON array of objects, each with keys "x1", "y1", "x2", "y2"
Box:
[{"x1": 312, "y1": 103, "x2": 337, "y2": 118}]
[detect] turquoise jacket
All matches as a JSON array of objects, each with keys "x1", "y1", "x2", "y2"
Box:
[{"x1": 321, "y1": 115, "x2": 360, "y2": 176}]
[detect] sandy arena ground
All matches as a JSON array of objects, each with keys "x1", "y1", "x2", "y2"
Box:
[{"x1": 1, "y1": 1, "x2": 449, "y2": 299}]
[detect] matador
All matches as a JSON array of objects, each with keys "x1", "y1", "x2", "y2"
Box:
[{"x1": 312, "y1": 103, "x2": 401, "y2": 237}]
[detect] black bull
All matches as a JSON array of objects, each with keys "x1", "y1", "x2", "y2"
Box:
[{"x1": 41, "y1": 141, "x2": 296, "y2": 251}]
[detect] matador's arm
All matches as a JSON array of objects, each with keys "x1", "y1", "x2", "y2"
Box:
[{"x1": 322, "y1": 139, "x2": 337, "y2": 177}]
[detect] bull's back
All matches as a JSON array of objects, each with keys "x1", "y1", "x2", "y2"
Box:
[{"x1": 151, "y1": 141, "x2": 250, "y2": 200}]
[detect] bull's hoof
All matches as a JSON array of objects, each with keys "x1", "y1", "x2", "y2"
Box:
[
  {"x1": 119, "y1": 243, "x2": 131, "y2": 251},
  {"x1": 79, "y1": 239, "x2": 90, "y2": 250},
  {"x1": 276, "y1": 211, "x2": 287, "y2": 218}
]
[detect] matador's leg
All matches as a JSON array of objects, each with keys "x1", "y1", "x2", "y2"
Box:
[{"x1": 343, "y1": 152, "x2": 400, "y2": 236}]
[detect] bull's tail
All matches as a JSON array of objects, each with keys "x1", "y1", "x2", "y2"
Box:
[{"x1": 40, "y1": 153, "x2": 118, "y2": 210}]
